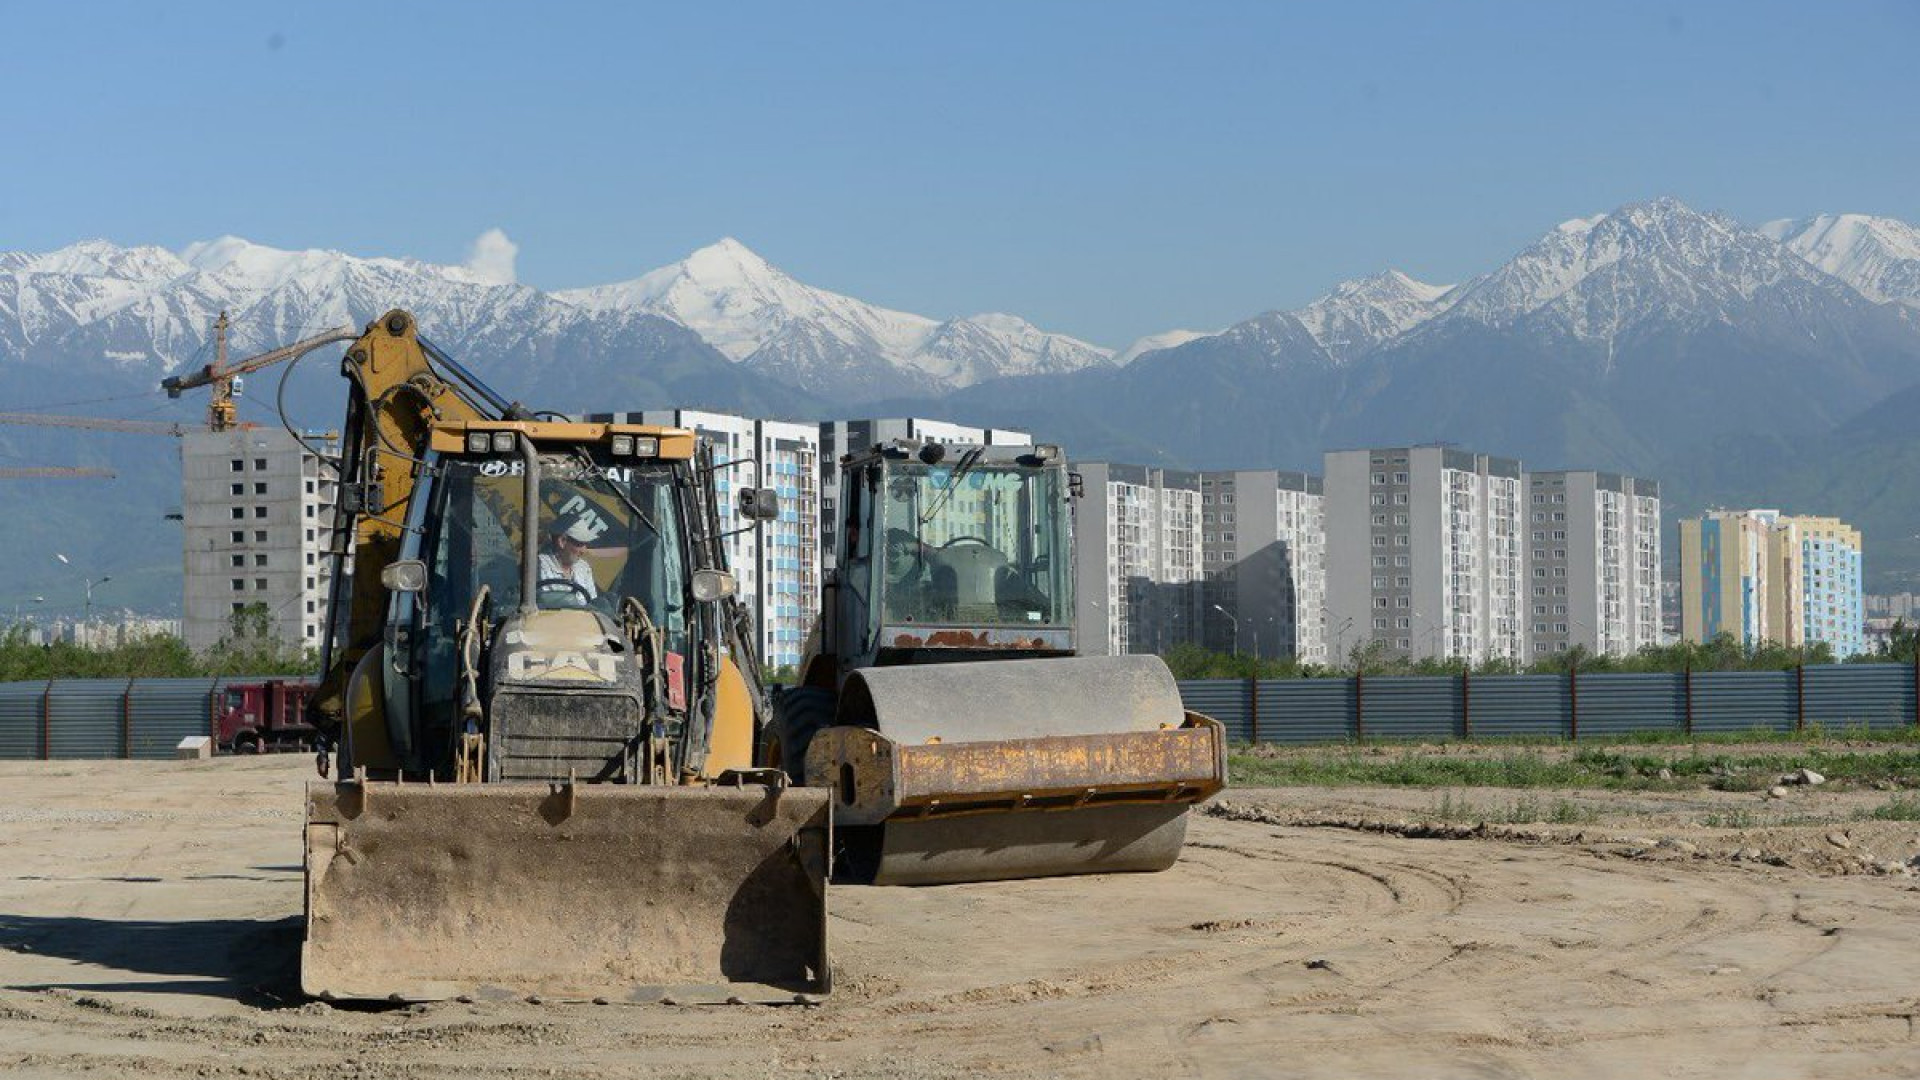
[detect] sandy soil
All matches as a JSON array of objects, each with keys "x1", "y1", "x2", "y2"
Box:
[{"x1": 2, "y1": 757, "x2": 1918, "y2": 1079}]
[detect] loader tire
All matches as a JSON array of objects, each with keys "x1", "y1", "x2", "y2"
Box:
[{"x1": 771, "y1": 686, "x2": 837, "y2": 785}]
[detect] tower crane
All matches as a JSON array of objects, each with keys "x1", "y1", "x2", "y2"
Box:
[{"x1": 161, "y1": 312, "x2": 359, "y2": 432}]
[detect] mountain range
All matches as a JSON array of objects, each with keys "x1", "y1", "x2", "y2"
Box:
[{"x1": 4, "y1": 196, "x2": 1920, "y2": 615}]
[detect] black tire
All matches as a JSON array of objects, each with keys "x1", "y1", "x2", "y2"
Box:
[{"x1": 771, "y1": 686, "x2": 838, "y2": 784}]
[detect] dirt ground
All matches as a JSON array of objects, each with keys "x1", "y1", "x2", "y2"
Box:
[{"x1": 2, "y1": 757, "x2": 1918, "y2": 1079}]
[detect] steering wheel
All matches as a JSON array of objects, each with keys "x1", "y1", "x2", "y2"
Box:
[
  {"x1": 940, "y1": 536, "x2": 995, "y2": 549},
  {"x1": 536, "y1": 577, "x2": 595, "y2": 606}
]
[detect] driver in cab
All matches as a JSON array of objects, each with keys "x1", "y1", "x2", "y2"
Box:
[{"x1": 538, "y1": 514, "x2": 600, "y2": 603}]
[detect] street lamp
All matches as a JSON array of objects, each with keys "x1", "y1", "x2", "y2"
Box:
[
  {"x1": 1212, "y1": 603, "x2": 1239, "y2": 657},
  {"x1": 84, "y1": 576, "x2": 112, "y2": 626}
]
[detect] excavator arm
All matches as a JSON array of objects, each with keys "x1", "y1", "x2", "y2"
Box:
[{"x1": 306, "y1": 310, "x2": 516, "y2": 744}]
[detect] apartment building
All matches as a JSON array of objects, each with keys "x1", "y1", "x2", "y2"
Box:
[
  {"x1": 817, "y1": 419, "x2": 1030, "y2": 570},
  {"x1": 1680, "y1": 510, "x2": 1779, "y2": 645},
  {"x1": 1325, "y1": 447, "x2": 1525, "y2": 664},
  {"x1": 1680, "y1": 510, "x2": 1865, "y2": 657},
  {"x1": 1072, "y1": 464, "x2": 1204, "y2": 656},
  {"x1": 1774, "y1": 516, "x2": 1866, "y2": 658},
  {"x1": 1526, "y1": 471, "x2": 1662, "y2": 658},
  {"x1": 1198, "y1": 470, "x2": 1327, "y2": 662},
  {"x1": 180, "y1": 428, "x2": 337, "y2": 652}
]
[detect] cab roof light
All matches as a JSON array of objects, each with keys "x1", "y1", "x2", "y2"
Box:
[
  {"x1": 633, "y1": 436, "x2": 659, "y2": 457},
  {"x1": 611, "y1": 435, "x2": 634, "y2": 456},
  {"x1": 491, "y1": 432, "x2": 515, "y2": 452},
  {"x1": 466, "y1": 431, "x2": 489, "y2": 453}
]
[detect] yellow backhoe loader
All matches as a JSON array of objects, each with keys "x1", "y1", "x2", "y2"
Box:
[
  {"x1": 771, "y1": 440, "x2": 1226, "y2": 885},
  {"x1": 172, "y1": 310, "x2": 829, "y2": 1004}
]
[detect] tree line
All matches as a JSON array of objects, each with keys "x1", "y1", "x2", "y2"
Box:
[
  {"x1": 0, "y1": 605, "x2": 316, "y2": 683},
  {"x1": 1161, "y1": 622, "x2": 1920, "y2": 681}
]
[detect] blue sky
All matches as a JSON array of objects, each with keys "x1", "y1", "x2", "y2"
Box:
[{"x1": 3, "y1": 0, "x2": 1915, "y2": 347}]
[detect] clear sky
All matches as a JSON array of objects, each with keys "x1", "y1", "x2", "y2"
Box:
[{"x1": 3, "y1": 0, "x2": 1915, "y2": 348}]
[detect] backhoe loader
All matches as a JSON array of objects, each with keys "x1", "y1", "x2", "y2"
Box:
[
  {"x1": 770, "y1": 439, "x2": 1225, "y2": 885},
  {"x1": 175, "y1": 310, "x2": 830, "y2": 1004}
]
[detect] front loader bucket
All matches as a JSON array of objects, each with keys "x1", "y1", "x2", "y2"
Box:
[
  {"x1": 302, "y1": 780, "x2": 830, "y2": 1004},
  {"x1": 812, "y1": 654, "x2": 1225, "y2": 886}
]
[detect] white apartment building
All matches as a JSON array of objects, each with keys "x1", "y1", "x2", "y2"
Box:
[
  {"x1": 1325, "y1": 447, "x2": 1525, "y2": 665},
  {"x1": 1072, "y1": 464, "x2": 1203, "y2": 656},
  {"x1": 180, "y1": 428, "x2": 337, "y2": 652},
  {"x1": 1526, "y1": 471, "x2": 1662, "y2": 658},
  {"x1": 1199, "y1": 470, "x2": 1327, "y2": 663},
  {"x1": 817, "y1": 419, "x2": 1030, "y2": 570}
]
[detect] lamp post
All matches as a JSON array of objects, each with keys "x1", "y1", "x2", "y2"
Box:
[
  {"x1": 84, "y1": 576, "x2": 111, "y2": 627},
  {"x1": 1333, "y1": 616, "x2": 1354, "y2": 670},
  {"x1": 1212, "y1": 603, "x2": 1240, "y2": 657}
]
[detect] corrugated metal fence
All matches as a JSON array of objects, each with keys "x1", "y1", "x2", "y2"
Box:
[
  {"x1": 1181, "y1": 662, "x2": 1920, "y2": 743},
  {"x1": 0, "y1": 677, "x2": 266, "y2": 761}
]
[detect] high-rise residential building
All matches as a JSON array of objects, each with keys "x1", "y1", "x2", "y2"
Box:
[
  {"x1": 600, "y1": 410, "x2": 825, "y2": 674},
  {"x1": 1772, "y1": 516, "x2": 1865, "y2": 658},
  {"x1": 1198, "y1": 470, "x2": 1327, "y2": 662},
  {"x1": 1680, "y1": 510, "x2": 1865, "y2": 657},
  {"x1": 1071, "y1": 464, "x2": 1203, "y2": 656},
  {"x1": 1680, "y1": 510, "x2": 1778, "y2": 645},
  {"x1": 1325, "y1": 446, "x2": 1525, "y2": 664},
  {"x1": 1525, "y1": 471, "x2": 1662, "y2": 658},
  {"x1": 180, "y1": 428, "x2": 337, "y2": 652},
  {"x1": 817, "y1": 419, "x2": 1030, "y2": 570}
]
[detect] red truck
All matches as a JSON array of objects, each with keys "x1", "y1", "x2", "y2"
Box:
[{"x1": 215, "y1": 679, "x2": 318, "y2": 754}]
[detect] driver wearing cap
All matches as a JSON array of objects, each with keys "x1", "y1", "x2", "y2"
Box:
[{"x1": 538, "y1": 514, "x2": 600, "y2": 601}]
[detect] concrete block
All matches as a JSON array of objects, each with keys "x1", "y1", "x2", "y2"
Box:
[{"x1": 176, "y1": 736, "x2": 213, "y2": 760}]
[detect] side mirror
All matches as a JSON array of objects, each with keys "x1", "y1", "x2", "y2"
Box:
[
  {"x1": 691, "y1": 569, "x2": 738, "y2": 602},
  {"x1": 738, "y1": 487, "x2": 780, "y2": 521},
  {"x1": 380, "y1": 560, "x2": 427, "y2": 592}
]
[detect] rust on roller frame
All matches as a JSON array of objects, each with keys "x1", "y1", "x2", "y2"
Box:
[
  {"x1": 897, "y1": 722, "x2": 1224, "y2": 814},
  {"x1": 814, "y1": 714, "x2": 1225, "y2": 826}
]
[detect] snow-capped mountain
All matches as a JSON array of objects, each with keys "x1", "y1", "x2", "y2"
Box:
[
  {"x1": 1762, "y1": 213, "x2": 1920, "y2": 309},
  {"x1": 555, "y1": 238, "x2": 1112, "y2": 399},
  {"x1": 1293, "y1": 270, "x2": 1455, "y2": 362},
  {"x1": 0, "y1": 233, "x2": 1114, "y2": 406}
]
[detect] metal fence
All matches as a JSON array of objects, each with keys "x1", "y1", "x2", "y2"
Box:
[
  {"x1": 0, "y1": 677, "x2": 262, "y2": 761},
  {"x1": 1179, "y1": 661, "x2": 1920, "y2": 744}
]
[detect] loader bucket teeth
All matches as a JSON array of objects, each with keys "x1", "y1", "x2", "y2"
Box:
[{"x1": 302, "y1": 781, "x2": 831, "y2": 1003}]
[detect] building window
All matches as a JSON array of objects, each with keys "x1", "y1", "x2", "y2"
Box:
[
  {"x1": 230, "y1": 459, "x2": 245, "y2": 472},
  {"x1": 230, "y1": 530, "x2": 245, "y2": 543},
  {"x1": 230, "y1": 555, "x2": 245, "y2": 568},
  {"x1": 230, "y1": 578, "x2": 245, "y2": 591},
  {"x1": 230, "y1": 507, "x2": 245, "y2": 520},
  {"x1": 251, "y1": 506, "x2": 266, "y2": 518},
  {"x1": 255, "y1": 530, "x2": 267, "y2": 542},
  {"x1": 254, "y1": 482, "x2": 268, "y2": 495},
  {"x1": 230, "y1": 482, "x2": 244, "y2": 496},
  {"x1": 254, "y1": 458, "x2": 268, "y2": 470},
  {"x1": 1372, "y1": 472, "x2": 1386, "y2": 485}
]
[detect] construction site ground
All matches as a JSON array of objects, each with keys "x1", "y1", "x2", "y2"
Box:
[{"x1": 2, "y1": 751, "x2": 1918, "y2": 1080}]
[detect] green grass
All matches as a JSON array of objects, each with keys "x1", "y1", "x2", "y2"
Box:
[
  {"x1": 1863, "y1": 795, "x2": 1920, "y2": 822},
  {"x1": 1423, "y1": 792, "x2": 1598, "y2": 825},
  {"x1": 1701, "y1": 809, "x2": 1760, "y2": 830},
  {"x1": 1228, "y1": 745, "x2": 1920, "y2": 792}
]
